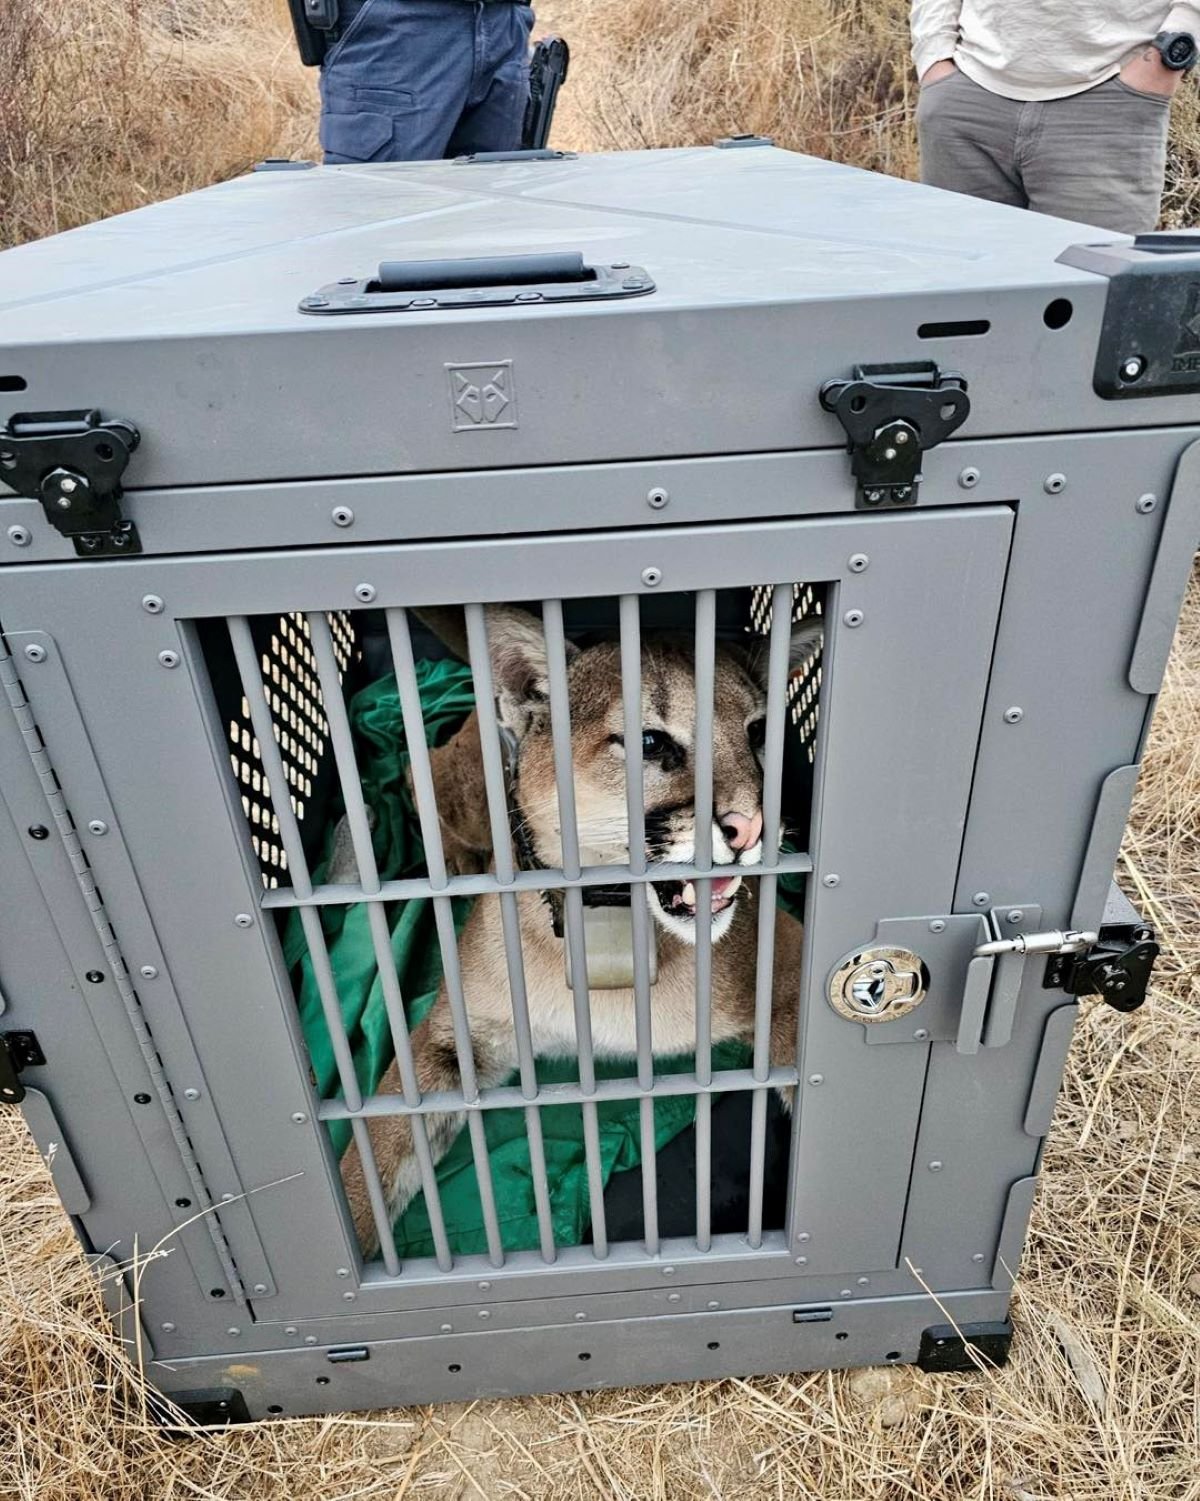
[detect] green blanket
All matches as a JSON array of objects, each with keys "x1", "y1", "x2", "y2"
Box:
[{"x1": 284, "y1": 661, "x2": 747, "y2": 1259}]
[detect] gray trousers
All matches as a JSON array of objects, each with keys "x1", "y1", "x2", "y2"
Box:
[{"x1": 917, "y1": 70, "x2": 1170, "y2": 235}]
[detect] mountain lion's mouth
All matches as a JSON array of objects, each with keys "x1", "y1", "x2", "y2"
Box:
[{"x1": 651, "y1": 873, "x2": 743, "y2": 922}]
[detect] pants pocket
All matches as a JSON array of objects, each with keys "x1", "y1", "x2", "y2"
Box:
[{"x1": 1112, "y1": 77, "x2": 1172, "y2": 106}]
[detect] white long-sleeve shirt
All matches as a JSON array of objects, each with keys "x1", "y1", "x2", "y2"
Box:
[{"x1": 911, "y1": 1, "x2": 1200, "y2": 100}]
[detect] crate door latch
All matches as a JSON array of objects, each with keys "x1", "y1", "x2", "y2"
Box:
[
  {"x1": 819, "y1": 361, "x2": 970, "y2": 509},
  {"x1": 0, "y1": 409, "x2": 141, "y2": 557}
]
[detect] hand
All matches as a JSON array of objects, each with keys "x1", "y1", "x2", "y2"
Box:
[
  {"x1": 920, "y1": 58, "x2": 957, "y2": 86},
  {"x1": 1120, "y1": 46, "x2": 1182, "y2": 97}
]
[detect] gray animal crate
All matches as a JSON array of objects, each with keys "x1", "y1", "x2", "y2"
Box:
[{"x1": 1, "y1": 144, "x2": 1196, "y2": 1423}]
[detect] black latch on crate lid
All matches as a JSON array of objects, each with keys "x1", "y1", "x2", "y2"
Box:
[
  {"x1": 819, "y1": 361, "x2": 970, "y2": 508},
  {"x1": 0, "y1": 409, "x2": 141, "y2": 557}
]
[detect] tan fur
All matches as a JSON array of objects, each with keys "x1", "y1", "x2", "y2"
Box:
[{"x1": 340, "y1": 608, "x2": 820, "y2": 1253}]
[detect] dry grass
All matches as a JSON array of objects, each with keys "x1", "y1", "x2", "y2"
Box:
[
  {"x1": 3, "y1": 1, "x2": 1200, "y2": 1496},
  {"x1": 3, "y1": 576, "x2": 1199, "y2": 1498}
]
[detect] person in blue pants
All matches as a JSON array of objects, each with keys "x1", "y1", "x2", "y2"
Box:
[{"x1": 319, "y1": 0, "x2": 534, "y2": 163}]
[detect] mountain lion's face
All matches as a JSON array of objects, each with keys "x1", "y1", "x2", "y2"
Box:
[{"x1": 489, "y1": 608, "x2": 821, "y2": 945}]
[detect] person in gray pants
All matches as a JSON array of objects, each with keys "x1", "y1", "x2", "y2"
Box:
[
  {"x1": 912, "y1": 3, "x2": 1200, "y2": 233},
  {"x1": 320, "y1": 0, "x2": 534, "y2": 163}
]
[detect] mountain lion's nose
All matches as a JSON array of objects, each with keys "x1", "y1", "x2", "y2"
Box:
[{"x1": 719, "y1": 810, "x2": 762, "y2": 852}]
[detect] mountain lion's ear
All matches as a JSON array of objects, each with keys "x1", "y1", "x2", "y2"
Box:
[
  {"x1": 484, "y1": 605, "x2": 577, "y2": 733},
  {"x1": 746, "y1": 618, "x2": 824, "y2": 691}
]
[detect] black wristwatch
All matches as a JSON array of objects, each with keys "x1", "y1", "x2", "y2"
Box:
[{"x1": 1152, "y1": 30, "x2": 1199, "y2": 70}]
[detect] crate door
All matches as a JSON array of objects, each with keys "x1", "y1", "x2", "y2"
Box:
[{"x1": 0, "y1": 505, "x2": 1012, "y2": 1323}]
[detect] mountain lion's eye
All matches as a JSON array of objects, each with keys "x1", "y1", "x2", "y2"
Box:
[
  {"x1": 642, "y1": 729, "x2": 672, "y2": 758},
  {"x1": 747, "y1": 718, "x2": 767, "y2": 751}
]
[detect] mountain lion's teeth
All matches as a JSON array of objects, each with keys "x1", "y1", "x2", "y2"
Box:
[{"x1": 682, "y1": 882, "x2": 696, "y2": 908}]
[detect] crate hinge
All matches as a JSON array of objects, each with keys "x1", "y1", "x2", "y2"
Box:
[
  {"x1": 0, "y1": 1030, "x2": 46, "y2": 1104},
  {"x1": 819, "y1": 361, "x2": 970, "y2": 508},
  {"x1": 0, "y1": 409, "x2": 141, "y2": 557},
  {"x1": 0, "y1": 632, "x2": 248, "y2": 1302}
]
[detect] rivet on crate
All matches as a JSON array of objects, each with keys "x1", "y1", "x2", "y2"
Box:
[
  {"x1": 928, "y1": 1160, "x2": 944, "y2": 1172},
  {"x1": 440, "y1": 1323, "x2": 453, "y2": 1333},
  {"x1": 343, "y1": 1291, "x2": 356, "y2": 1301},
  {"x1": 1043, "y1": 473, "x2": 1066, "y2": 495},
  {"x1": 1136, "y1": 494, "x2": 1157, "y2": 514},
  {"x1": 87, "y1": 820, "x2": 108, "y2": 835},
  {"x1": 140, "y1": 965, "x2": 158, "y2": 979},
  {"x1": 929, "y1": 919, "x2": 946, "y2": 933},
  {"x1": 1003, "y1": 706, "x2": 1023, "y2": 724},
  {"x1": 332, "y1": 506, "x2": 355, "y2": 528},
  {"x1": 848, "y1": 553, "x2": 869, "y2": 573},
  {"x1": 336, "y1": 1267, "x2": 350, "y2": 1278},
  {"x1": 822, "y1": 874, "x2": 840, "y2": 888},
  {"x1": 158, "y1": 650, "x2": 180, "y2": 669},
  {"x1": 161, "y1": 1322, "x2": 176, "y2": 1333},
  {"x1": 641, "y1": 566, "x2": 662, "y2": 587},
  {"x1": 913, "y1": 1028, "x2": 929, "y2": 1041},
  {"x1": 24, "y1": 643, "x2": 46, "y2": 663},
  {"x1": 1006, "y1": 910, "x2": 1023, "y2": 924},
  {"x1": 973, "y1": 892, "x2": 990, "y2": 907},
  {"x1": 142, "y1": 595, "x2": 164, "y2": 614},
  {"x1": 254, "y1": 1283, "x2": 269, "y2": 1294},
  {"x1": 354, "y1": 583, "x2": 376, "y2": 603},
  {"x1": 228, "y1": 1327, "x2": 241, "y2": 1337},
  {"x1": 183, "y1": 1088, "x2": 200, "y2": 1101},
  {"x1": 808, "y1": 1074, "x2": 824, "y2": 1086},
  {"x1": 842, "y1": 609, "x2": 864, "y2": 627},
  {"x1": 291, "y1": 1112, "x2": 308, "y2": 1124},
  {"x1": 646, "y1": 487, "x2": 669, "y2": 510},
  {"x1": 7, "y1": 524, "x2": 31, "y2": 546},
  {"x1": 234, "y1": 912, "x2": 254, "y2": 928},
  {"x1": 958, "y1": 467, "x2": 980, "y2": 489}
]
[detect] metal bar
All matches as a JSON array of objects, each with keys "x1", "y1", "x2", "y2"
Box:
[
  {"x1": 410, "y1": 1117, "x2": 454, "y2": 1272},
  {"x1": 694, "y1": 1091, "x2": 712, "y2": 1252},
  {"x1": 541, "y1": 602, "x2": 606, "y2": 1256},
  {"x1": 466, "y1": 1111, "x2": 505, "y2": 1268},
  {"x1": 463, "y1": 603, "x2": 516, "y2": 884},
  {"x1": 746, "y1": 590, "x2": 792, "y2": 1249},
  {"x1": 498, "y1": 890, "x2": 557, "y2": 1262},
  {"x1": 746, "y1": 1088, "x2": 768, "y2": 1248},
  {"x1": 582, "y1": 1102, "x2": 608, "y2": 1258},
  {"x1": 364, "y1": 900, "x2": 453, "y2": 1264},
  {"x1": 639, "y1": 1096, "x2": 659, "y2": 1255},
  {"x1": 694, "y1": 880, "x2": 713, "y2": 1085},
  {"x1": 319, "y1": 1064, "x2": 801, "y2": 1118},
  {"x1": 384, "y1": 607, "x2": 448, "y2": 889},
  {"x1": 542, "y1": 600, "x2": 582, "y2": 881},
  {"x1": 692, "y1": 589, "x2": 716, "y2": 872},
  {"x1": 431, "y1": 895, "x2": 504, "y2": 1266},
  {"x1": 307, "y1": 611, "x2": 380, "y2": 896},
  {"x1": 349, "y1": 1117, "x2": 402, "y2": 1276},
  {"x1": 524, "y1": 1106, "x2": 557, "y2": 1264},
  {"x1": 619, "y1": 595, "x2": 659, "y2": 1254},
  {"x1": 299, "y1": 906, "x2": 363, "y2": 1112},
  {"x1": 227, "y1": 616, "x2": 314, "y2": 900},
  {"x1": 619, "y1": 594, "x2": 647, "y2": 881},
  {"x1": 759, "y1": 582, "x2": 793, "y2": 868},
  {"x1": 261, "y1": 851, "x2": 815, "y2": 909}
]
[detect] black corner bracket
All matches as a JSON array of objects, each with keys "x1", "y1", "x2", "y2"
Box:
[
  {"x1": 0, "y1": 409, "x2": 141, "y2": 557},
  {"x1": 917, "y1": 1320, "x2": 1014, "y2": 1373},
  {"x1": 152, "y1": 1387, "x2": 253, "y2": 1433},
  {"x1": 819, "y1": 361, "x2": 970, "y2": 508},
  {"x1": 1060, "y1": 233, "x2": 1200, "y2": 398}
]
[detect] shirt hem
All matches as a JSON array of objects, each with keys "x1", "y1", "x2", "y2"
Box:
[{"x1": 953, "y1": 55, "x2": 1123, "y2": 103}]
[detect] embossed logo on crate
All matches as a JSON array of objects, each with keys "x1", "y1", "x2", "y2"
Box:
[{"x1": 446, "y1": 361, "x2": 518, "y2": 431}]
